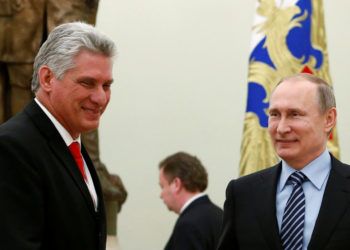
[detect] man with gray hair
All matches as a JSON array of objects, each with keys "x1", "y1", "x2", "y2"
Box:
[{"x1": 0, "y1": 22, "x2": 115, "y2": 250}]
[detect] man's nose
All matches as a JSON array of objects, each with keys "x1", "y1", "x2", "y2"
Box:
[
  {"x1": 276, "y1": 117, "x2": 291, "y2": 134},
  {"x1": 91, "y1": 86, "x2": 108, "y2": 105}
]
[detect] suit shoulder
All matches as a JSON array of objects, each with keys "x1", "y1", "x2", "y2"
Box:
[
  {"x1": 331, "y1": 156, "x2": 350, "y2": 175},
  {"x1": 0, "y1": 110, "x2": 34, "y2": 135},
  {"x1": 228, "y1": 165, "x2": 278, "y2": 187},
  {"x1": 183, "y1": 202, "x2": 222, "y2": 219},
  {"x1": 0, "y1": 113, "x2": 41, "y2": 147},
  {"x1": 179, "y1": 199, "x2": 222, "y2": 227}
]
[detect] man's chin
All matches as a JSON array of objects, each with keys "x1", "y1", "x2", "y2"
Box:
[
  {"x1": 276, "y1": 149, "x2": 296, "y2": 161},
  {"x1": 167, "y1": 206, "x2": 175, "y2": 213},
  {"x1": 81, "y1": 121, "x2": 100, "y2": 133},
  {"x1": 84, "y1": 112, "x2": 101, "y2": 121}
]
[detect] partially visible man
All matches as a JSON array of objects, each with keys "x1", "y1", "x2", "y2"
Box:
[
  {"x1": 0, "y1": 2, "x2": 127, "y2": 237},
  {"x1": 0, "y1": 0, "x2": 99, "y2": 121},
  {"x1": 159, "y1": 152, "x2": 223, "y2": 250},
  {"x1": 218, "y1": 73, "x2": 350, "y2": 250},
  {"x1": 0, "y1": 22, "x2": 115, "y2": 250}
]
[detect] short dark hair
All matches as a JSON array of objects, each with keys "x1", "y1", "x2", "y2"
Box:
[{"x1": 159, "y1": 152, "x2": 208, "y2": 192}]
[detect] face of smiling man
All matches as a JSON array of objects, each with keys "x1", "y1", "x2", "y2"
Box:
[
  {"x1": 37, "y1": 49, "x2": 113, "y2": 139},
  {"x1": 268, "y1": 79, "x2": 334, "y2": 169}
]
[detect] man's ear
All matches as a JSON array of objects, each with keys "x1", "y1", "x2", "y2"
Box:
[
  {"x1": 171, "y1": 177, "x2": 182, "y2": 193},
  {"x1": 324, "y1": 107, "x2": 337, "y2": 134},
  {"x1": 38, "y1": 66, "x2": 55, "y2": 92}
]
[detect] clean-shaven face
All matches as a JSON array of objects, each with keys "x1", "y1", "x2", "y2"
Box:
[
  {"x1": 47, "y1": 50, "x2": 113, "y2": 138},
  {"x1": 268, "y1": 80, "x2": 329, "y2": 168}
]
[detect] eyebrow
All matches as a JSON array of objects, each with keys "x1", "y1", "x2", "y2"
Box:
[
  {"x1": 106, "y1": 79, "x2": 114, "y2": 85},
  {"x1": 268, "y1": 108, "x2": 305, "y2": 113},
  {"x1": 76, "y1": 76, "x2": 114, "y2": 84}
]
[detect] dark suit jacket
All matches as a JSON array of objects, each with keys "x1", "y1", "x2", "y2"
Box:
[
  {"x1": 0, "y1": 100, "x2": 106, "y2": 250},
  {"x1": 217, "y1": 155, "x2": 350, "y2": 250},
  {"x1": 165, "y1": 195, "x2": 223, "y2": 250}
]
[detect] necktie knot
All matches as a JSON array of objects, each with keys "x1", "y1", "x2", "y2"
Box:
[
  {"x1": 288, "y1": 171, "x2": 307, "y2": 186},
  {"x1": 68, "y1": 142, "x2": 87, "y2": 181}
]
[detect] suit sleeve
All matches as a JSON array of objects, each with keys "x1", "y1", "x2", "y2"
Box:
[
  {"x1": 0, "y1": 138, "x2": 44, "y2": 250},
  {"x1": 217, "y1": 180, "x2": 239, "y2": 250}
]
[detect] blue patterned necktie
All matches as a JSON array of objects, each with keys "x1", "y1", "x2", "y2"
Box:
[{"x1": 280, "y1": 171, "x2": 307, "y2": 250}]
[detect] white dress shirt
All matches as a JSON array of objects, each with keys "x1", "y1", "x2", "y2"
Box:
[
  {"x1": 180, "y1": 193, "x2": 206, "y2": 214},
  {"x1": 35, "y1": 98, "x2": 98, "y2": 210},
  {"x1": 276, "y1": 150, "x2": 331, "y2": 250}
]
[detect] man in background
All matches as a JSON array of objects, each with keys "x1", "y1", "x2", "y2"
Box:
[
  {"x1": 218, "y1": 73, "x2": 350, "y2": 249},
  {"x1": 159, "y1": 152, "x2": 223, "y2": 250},
  {"x1": 0, "y1": 22, "x2": 115, "y2": 250}
]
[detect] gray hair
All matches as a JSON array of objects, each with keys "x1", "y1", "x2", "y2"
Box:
[
  {"x1": 276, "y1": 73, "x2": 336, "y2": 113},
  {"x1": 32, "y1": 22, "x2": 116, "y2": 93}
]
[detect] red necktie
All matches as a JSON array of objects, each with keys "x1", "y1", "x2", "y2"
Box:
[{"x1": 68, "y1": 142, "x2": 87, "y2": 181}]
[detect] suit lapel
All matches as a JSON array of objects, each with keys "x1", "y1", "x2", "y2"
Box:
[
  {"x1": 308, "y1": 156, "x2": 350, "y2": 250},
  {"x1": 254, "y1": 164, "x2": 283, "y2": 250},
  {"x1": 49, "y1": 140, "x2": 96, "y2": 212},
  {"x1": 24, "y1": 101, "x2": 96, "y2": 213}
]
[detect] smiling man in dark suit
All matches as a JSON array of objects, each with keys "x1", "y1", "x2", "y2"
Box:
[
  {"x1": 218, "y1": 73, "x2": 350, "y2": 250},
  {"x1": 159, "y1": 152, "x2": 223, "y2": 250},
  {"x1": 0, "y1": 22, "x2": 115, "y2": 250}
]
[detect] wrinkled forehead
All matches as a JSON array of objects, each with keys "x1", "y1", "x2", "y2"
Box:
[
  {"x1": 275, "y1": 77, "x2": 317, "y2": 92},
  {"x1": 270, "y1": 79, "x2": 319, "y2": 108},
  {"x1": 272, "y1": 79, "x2": 317, "y2": 98}
]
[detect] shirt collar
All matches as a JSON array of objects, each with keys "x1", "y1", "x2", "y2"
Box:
[
  {"x1": 278, "y1": 150, "x2": 331, "y2": 192},
  {"x1": 35, "y1": 98, "x2": 81, "y2": 146},
  {"x1": 180, "y1": 193, "x2": 206, "y2": 214}
]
